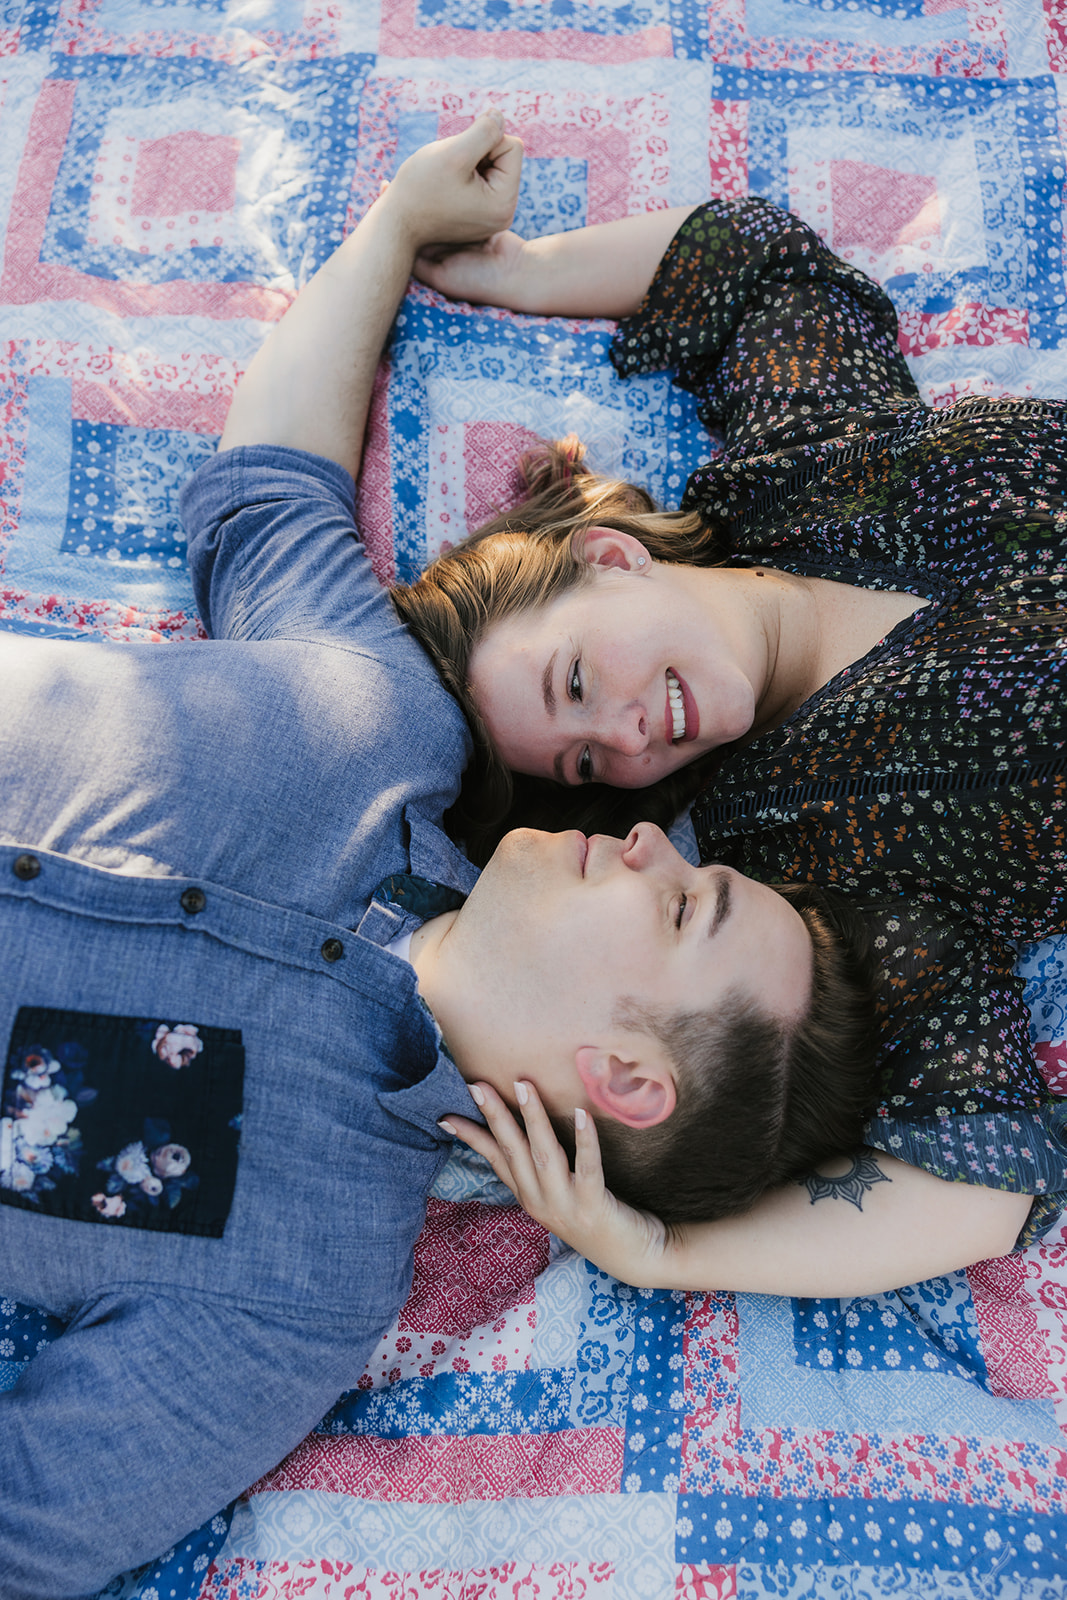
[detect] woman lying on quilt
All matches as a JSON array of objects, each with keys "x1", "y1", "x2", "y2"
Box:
[{"x1": 397, "y1": 188, "x2": 1067, "y2": 1286}]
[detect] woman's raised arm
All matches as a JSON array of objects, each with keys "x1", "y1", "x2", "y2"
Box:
[
  {"x1": 413, "y1": 205, "x2": 699, "y2": 321},
  {"x1": 442, "y1": 1081, "x2": 1032, "y2": 1300}
]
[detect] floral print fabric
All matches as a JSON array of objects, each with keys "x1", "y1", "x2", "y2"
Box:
[
  {"x1": 1, "y1": 1007, "x2": 244, "y2": 1237},
  {"x1": 612, "y1": 199, "x2": 1067, "y2": 1237}
]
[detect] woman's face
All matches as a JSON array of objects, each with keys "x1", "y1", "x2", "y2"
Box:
[{"x1": 467, "y1": 540, "x2": 762, "y2": 789}]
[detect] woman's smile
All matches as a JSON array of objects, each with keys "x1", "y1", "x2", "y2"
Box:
[{"x1": 467, "y1": 558, "x2": 762, "y2": 788}]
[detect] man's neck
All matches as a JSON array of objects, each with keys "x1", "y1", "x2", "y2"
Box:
[
  {"x1": 409, "y1": 908, "x2": 457, "y2": 970},
  {"x1": 408, "y1": 909, "x2": 465, "y2": 1067}
]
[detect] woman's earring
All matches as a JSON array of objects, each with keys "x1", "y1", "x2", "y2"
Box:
[{"x1": 637, "y1": 557, "x2": 646, "y2": 567}]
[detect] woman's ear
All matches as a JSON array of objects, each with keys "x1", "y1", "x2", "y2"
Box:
[
  {"x1": 574, "y1": 1045, "x2": 677, "y2": 1128},
  {"x1": 577, "y1": 527, "x2": 652, "y2": 574}
]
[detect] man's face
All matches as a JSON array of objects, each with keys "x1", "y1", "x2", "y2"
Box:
[{"x1": 441, "y1": 823, "x2": 814, "y2": 1117}]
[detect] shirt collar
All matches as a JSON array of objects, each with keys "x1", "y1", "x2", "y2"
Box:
[{"x1": 377, "y1": 1005, "x2": 483, "y2": 1137}]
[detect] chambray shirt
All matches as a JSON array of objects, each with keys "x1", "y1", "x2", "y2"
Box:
[{"x1": 0, "y1": 446, "x2": 480, "y2": 1600}]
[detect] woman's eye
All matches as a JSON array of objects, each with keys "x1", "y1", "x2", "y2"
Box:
[
  {"x1": 568, "y1": 660, "x2": 583, "y2": 702},
  {"x1": 577, "y1": 747, "x2": 593, "y2": 784},
  {"x1": 674, "y1": 893, "x2": 688, "y2": 930}
]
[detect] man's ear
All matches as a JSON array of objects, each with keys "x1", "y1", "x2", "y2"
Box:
[
  {"x1": 577, "y1": 526, "x2": 652, "y2": 574},
  {"x1": 574, "y1": 1045, "x2": 677, "y2": 1129}
]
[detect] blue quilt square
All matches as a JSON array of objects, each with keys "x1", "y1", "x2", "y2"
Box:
[
  {"x1": 62, "y1": 421, "x2": 214, "y2": 570},
  {"x1": 42, "y1": 54, "x2": 374, "y2": 288},
  {"x1": 514, "y1": 156, "x2": 589, "y2": 239},
  {"x1": 791, "y1": 1278, "x2": 989, "y2": 1384},
  {"x1": 0, "y1": 1298, "x2": 65, "y2": 1394},
  {"x1": 385, "y1": 298, "x2": 710, "y2": 584},
  {"x1": 619, "y1": 1289, "x2": 687, "y2": 1493},
  {"x1": 414, "y1": 0, "x2": 672, "y2": 39},
  {"x1": 719, "y1": 68, "x2": 1066, "y2": 347}
]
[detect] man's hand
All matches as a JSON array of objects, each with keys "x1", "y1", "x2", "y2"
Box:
[
  {"x1": 441, "y1": 1080, "x2": 670, "y2": 1284},
  {"x1": 219, "y1": 110, "x2": 522, "y2": 475},
  {"x1": 384, "y1": 109, "x2": 523, "y2": 258}
]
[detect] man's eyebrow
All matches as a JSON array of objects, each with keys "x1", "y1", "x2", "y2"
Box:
[
  {"x1": 707, "y1": 874, "x2": 731, "y2": 941},
  {"x1": 542, "y1": 650, "x2": 557, "y2": 717}
]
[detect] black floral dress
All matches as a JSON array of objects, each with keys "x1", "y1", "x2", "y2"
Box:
[{"x1": 612, "y1": 199, "x2": 1067, "y2": 1242}]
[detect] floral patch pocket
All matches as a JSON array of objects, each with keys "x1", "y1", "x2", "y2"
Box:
[{"x1": 0, "y1": 1007, "x2": 245, "y2": 1238}]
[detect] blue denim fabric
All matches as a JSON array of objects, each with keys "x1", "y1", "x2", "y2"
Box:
[{"x1": 0, "y1": 447, "x2": 481, "y2": 1599}]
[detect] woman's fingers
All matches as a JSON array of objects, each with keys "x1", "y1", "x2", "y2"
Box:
[
  {"x1": 439, "y1": 1113, "x2": 519, "y2": 1197},
  {"x1": 439, "y1": 1085, "x2": 546, "y2": 1204},
  {"x1": 510, "y1": 1079, "x2": 572, "y2": 1182},
  {"x1": 413, "y1": 230, "x2": 525, "y2": 304},
  {"x1": 572, "y1": 1103, "x2": 607, "y2": 1193},
  {"x1": 441, "y1": 1080, "x2": 587, "y2": 1236},
  {"x1": 474, "y1": 1082, "x2": 561, "y2": 1204}
]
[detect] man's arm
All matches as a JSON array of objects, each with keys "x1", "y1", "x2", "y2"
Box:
[
  {"x1": 0, "y1": 1290, "x2": 362, "y2": 1600},
  {"x1": 412, "y1": 205, "x2": 699, "y2": 321},
  {"x1": 442, "y1": 1083, "x2": 1032, "y2": 1299},
  {"x1": 220, "y1": 109, "x2": 522, "y2": 476}
]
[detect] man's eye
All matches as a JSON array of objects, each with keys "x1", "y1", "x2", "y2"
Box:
[
  {"x1": 674, "y1": 892, "x2": 688, "y2": 929},
  {"x1": 568, "y1": 660, "x2": 583, "y2": 702},
  {"x1": 577, "y1": 747, "x2": 593, "y2": 783}
]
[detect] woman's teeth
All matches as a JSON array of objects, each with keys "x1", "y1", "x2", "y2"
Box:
[{"x1": 667, "y1": 669, "x2": 686, "y2": 742}]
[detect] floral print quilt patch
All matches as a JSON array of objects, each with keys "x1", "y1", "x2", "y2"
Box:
[{"x1": 0, "y1": 1007, "x2": 244, "y2": 1238}]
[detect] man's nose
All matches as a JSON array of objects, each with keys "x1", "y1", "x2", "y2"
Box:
[{"x1": 621, "y1": 821, "x2": 670, "y2": 870}]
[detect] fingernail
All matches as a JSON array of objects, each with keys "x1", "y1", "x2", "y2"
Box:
[
  {"x1": 514, "y1": 1082, "x2": 529, "y2": 1106},
  {"x1": 438, "y1": 1120, "x2": 457, "y2": 1136},
  {"x1": 470, "y1": 1085, "x2": 485, "y2": 1107},
  {"x1": 575, "y1": 1107, "x2": 587, "y2": 1130}
]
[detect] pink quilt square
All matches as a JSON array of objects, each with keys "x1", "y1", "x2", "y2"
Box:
[
  {"x1": 708, "y1": 100, "x2": 749, "y2": 201},
  {"x1": 464, "y1": 422, "x2": 544, "y2": 533},
  {"x1": 131, "y1": 131, "x2": 239, "y2": 218},
  {"x1": 1, "y1": 79, "x2": 282, "y2": 321},
  {"x1": 380, "y1": 0, "x2": 673, "y2": 63},
  {"x1": 830, "y1": 161, "x2": 940, "y2": 256}
]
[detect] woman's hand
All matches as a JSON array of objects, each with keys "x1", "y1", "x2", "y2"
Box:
[
  {"x1": 441, "y1": 1081, "x2": 670, "y2": 1286},
  {"x1": 414, "y1": 228, "x2": 531, "y2": 310},
  {"x1": 384, "y1": 109, "x2": 524, "y2": 258}
]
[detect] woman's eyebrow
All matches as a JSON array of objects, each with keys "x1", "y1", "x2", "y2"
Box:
[{"x1": 542, "y1": 650, "x2": 558, "y2": 716}]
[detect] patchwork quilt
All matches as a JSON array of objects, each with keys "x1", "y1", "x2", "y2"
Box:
[{"x1": 0, "y1": 0, "x2": 1066, "y2": 1596}]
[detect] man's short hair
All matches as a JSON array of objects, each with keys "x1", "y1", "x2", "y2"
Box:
[{"x1": 549, "y1": 883, "x2": 881, "y2": 1225}]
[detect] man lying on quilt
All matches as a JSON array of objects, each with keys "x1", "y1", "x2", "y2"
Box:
[{"x1": 0, "y1": 112, "x2": 1036, "y2": 1599}]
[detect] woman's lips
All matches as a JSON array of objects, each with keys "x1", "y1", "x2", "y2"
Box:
[{"x1": 677, "y1": 671, "x2": 699, "y2": 743}]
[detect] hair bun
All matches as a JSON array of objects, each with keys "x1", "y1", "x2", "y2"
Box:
[{"x1": 520, "y1": 435, "x2": 590, "y2": 499}]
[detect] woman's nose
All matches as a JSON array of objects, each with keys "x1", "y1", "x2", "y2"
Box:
[{"x1": 601, "y1": 704, "x2": 647, "y2": 756}]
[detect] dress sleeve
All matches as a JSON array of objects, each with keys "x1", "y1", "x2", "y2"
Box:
[
  {"x1": 862, "y1": 905, "x2": 1067, "y2": 1249},
  {"x1": 610, "y1": 197, "x2": 920, "y2": 457}
]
